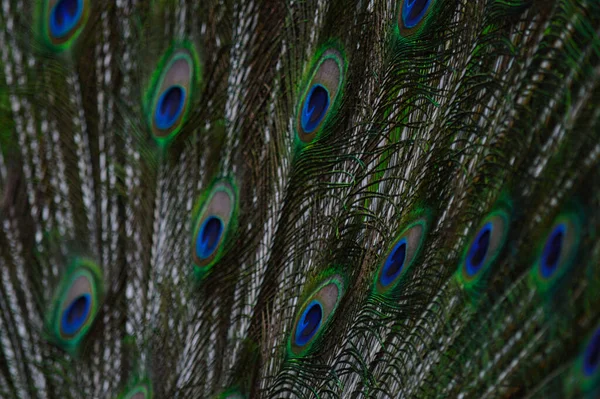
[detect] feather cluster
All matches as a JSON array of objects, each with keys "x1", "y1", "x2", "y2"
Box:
[{"x1": 0, "y1": 0, "x2": 599, "y2": 398}]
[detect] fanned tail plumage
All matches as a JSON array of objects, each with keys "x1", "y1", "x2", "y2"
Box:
[{"x1": 1, "y1": 0, "x2": 600, "y2": 398}]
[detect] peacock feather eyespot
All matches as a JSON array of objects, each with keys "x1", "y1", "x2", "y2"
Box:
[
  {"x1": 530, "y1": 210, "x2": 582, "y2": 293},
  {"x1": 288, "y1": 274, "x2": 346, "y2": 358},
  {"x1": 192, "y1": 179, "x2": 238, "y2": 277},
  {"x1": 295, "y1": 45, "x2": 347, "y2": 145},
  {"x1": 37, "y1": 0, "x2": 90, "y2": 51},
  {"x1": 457, "y1": 205, "x2": 511, "y2": 290},
  {"x1": 374, "y1": 216, "x2": 429, "y2": 295},
  {"x1": 144, "y1": 43, "x2": 202, "y2": 144},
  {"x1": 396, "y1": 0, "x2": 437, "y2": 39},
  {"x1": 47, "y1": 257, "x2": 103, "y2": 353}
]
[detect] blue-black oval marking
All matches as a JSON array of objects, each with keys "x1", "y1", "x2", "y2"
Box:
[
  {"x1": 196, "y1": 216, "x2": 224, "y2": 260},
  {"x1": 50, "y1": 0, "x2": 83, "y2": 39},
  {"x1": 584, "y1": 328, "x2": 600, "y2": 377},
  {"x1": 402, "y1": 0, "x2": 432, "y2": 29},
  {"x1": 61, "y1": 293, "x2": 91, "y2": 335},
  {"x1": 154, "y1": 86, "x2": 186, "y2": 130},
  {"x1": 540, "y1": 223, "x2": 565, "y2": 279},
  {"x1": 380, "y1": 238, "x2": 407, "y2": 287},
  {"x1": 294, "y1": 300, "x2": 323, "y2": 347},
  {"x1": 301, "y1": 84, "x2": 330, "y2": 133},
  {"x1": 465, "y1": 222, "x2": 492, "y2": 277}
]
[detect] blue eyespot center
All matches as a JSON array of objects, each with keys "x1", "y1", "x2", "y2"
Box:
[
  {"x1": 301, "y1": 84, "x2": 330, "y2": 133},
  {"x1": 584, "y1": 328, "x2": 600, "y2": 376},
  {"x1": 540, "y1": 224, "x2": 565, "y2": 279},
  {"x1": 295, "y1": 300, "x2": 323, "y2": 347},
  {"x1": 155, "y1": 86, "x2": 186, "y2": 130},
  {"x1": 402, "y1": 0, "x2": 432, "y2": 29},
  {"x1": 380, "y1": 239, "x2": 407, "y2": 287},
  {"x1": 196, "y1": 216, "x2": 224, "y2": 260},
  {"x1": 61, "y1": 293, "x2": 91, "y2": 335},
  {"x1": 50, "y1": 0, "x2": 83, "y2": 39},
  {"x1": 466, "y1": 223, "x2": 492, "y2": 277}
]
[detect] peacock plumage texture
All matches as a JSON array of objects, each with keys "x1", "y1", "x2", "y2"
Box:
[{"x1": 1, "y1": 0, "x2": 600, "y2": 398}]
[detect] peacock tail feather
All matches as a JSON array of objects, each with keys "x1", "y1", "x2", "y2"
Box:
[{"x1": 1, "y1": 0, "x2": 600, "y2": 398}]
